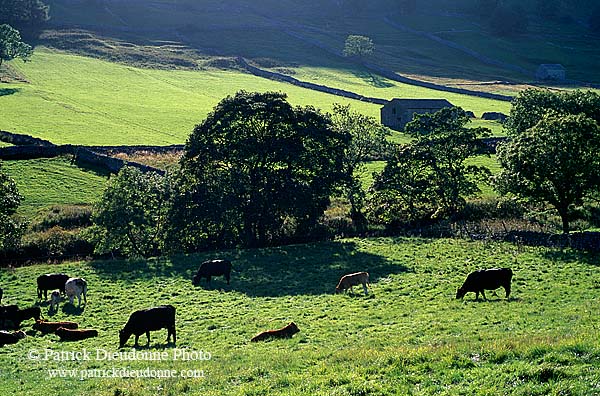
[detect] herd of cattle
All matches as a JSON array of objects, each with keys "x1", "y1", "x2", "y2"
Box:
[{"x1": 0, "y1": 258, "x2": 514, "y2": 347}]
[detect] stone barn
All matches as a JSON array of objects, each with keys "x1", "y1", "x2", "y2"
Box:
[
  {"x1": 380, "y1": 99, "x2": 453, "y2": 131},
  {"x1": 535, "y1": 64, "x2": 566, "y2": 81}
]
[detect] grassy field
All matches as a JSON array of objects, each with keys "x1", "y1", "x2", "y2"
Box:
[
  {"x1": 0, "y1": 237, "x2": 598, "y2": 395},
  {"x1": 1, "y1": 49, "x2": 379, "y2": 145},
  {"x1": 2, "y1": 157, "x2": 108, "y2": 216}
]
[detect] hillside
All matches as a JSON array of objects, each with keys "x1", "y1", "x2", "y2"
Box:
[{"x1": 38, "y1": 0, "x2": 600, "y2": 86}]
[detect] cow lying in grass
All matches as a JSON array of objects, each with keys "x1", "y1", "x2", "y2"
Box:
[
  {"x1": 456, "y1": 268, "x2": 513, "y2": 301},
  {"x1": 192, "y1": 259, "x2": 232, "y2": 286},
  {"x1": 119, "y1": 305, "x2": 176, "y2": 348},
  {"x1": 65, "y1": 278, "x2": 87, "y2": 307},
  {"x1": 1, "y1": 306, "x2": 41, "y2": 329},
  {"x1": 37, "y1": 273, "x2": 70, "y2": 300},
  {"x1": 33, "y1": 319, "x2": 78, "y2": 334},
  {"x1": 251, "y1": 322, "x2": 300, "y2": 342},
  {"x1": 55, "y1": 327, "x2": 98, "y2": 341},
  {"x1": 335, "y1": 272, "x2": 371, "y2": 295},
  {"x1": 0, "y1": 330, "x2": 26, "y2": 346}
]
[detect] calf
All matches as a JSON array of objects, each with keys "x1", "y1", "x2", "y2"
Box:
[
  {"x1": 119, "y1": 305, "x2": 176, "y2": 348},
  {"x1": 192, "y1": 259, "x2": 232, "y2": 286},
  {"x1": 33, "y1": 320, "x2": 78, "y2": 334},
  {"x1": 0, "y1": 330, "x2": 26, "y2": 346},
  {"x1": 251, "y1": 322, "x2": 300, "y2": 342},
  {"x1": 55, "y1": 327, "x2": 98, "y2": 341},
  {"x1": 456, "y1": 268, "x2": 513, "y2": 301},
  {"x1": 37, "y1": 273, "x2": 70, "y2": 300},
  {"x1": 335, "y1": 272, "x2": 371, "y2": 295},
  {"x1": 50, "y1": 290, "x2": 61, "y2": 312},
  {"x1": 65, "y1": 278, "x2": 87, "y2": 307}
]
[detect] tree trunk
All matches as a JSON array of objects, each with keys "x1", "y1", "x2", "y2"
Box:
[{"x1": 557, "y1": 206, "x2": 570, "y2": 234}]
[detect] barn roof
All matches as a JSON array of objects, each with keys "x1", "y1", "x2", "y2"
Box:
[{"x1": 384, "y1": 98, "x2": 453, "y2": 108}]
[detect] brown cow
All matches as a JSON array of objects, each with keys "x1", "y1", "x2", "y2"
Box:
[
  {"x1": 33, "y1": 320, "x2": 78, "y2": 334},
  {"x1": 335, "y1": 272, "x2": 371, "y2": 295},
  {"x1": 55, "y1": 327, "x2": 98, "y2": 341}
]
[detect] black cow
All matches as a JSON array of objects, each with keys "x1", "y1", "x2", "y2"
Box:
[
  {"x1": 456, "y1": 268, "x2": 513, "y2": 301},
  {"x1": 37, "y1": 273, "x2": 70, "y2": 300},
  {"x1": 0, "y1": 330, "x2": 26, "y2": 346},
  {"x1": 192, "y1": 259, "x2": 232, "y2": 286},
  {"x1": 119, "y1": 305, "x2": 176, "y2": 348},
  {"x1": 1, "y1": 306, "x2": 42, "y2": 329}
]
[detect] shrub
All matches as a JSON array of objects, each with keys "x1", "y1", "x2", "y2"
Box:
[{"x1": 30, "y1": 204, "x2": 93, "y2": 231}]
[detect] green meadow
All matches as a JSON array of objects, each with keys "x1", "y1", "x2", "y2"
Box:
[
  {"x1": 1, "y1": 48, "x2": 508, "y2": 146},
  {"x1": 2, "y1": 157, "x2": 107, "y2": 216},
  {"x1": 0, "y1": 237, "x2": 598, "y2": 395}
]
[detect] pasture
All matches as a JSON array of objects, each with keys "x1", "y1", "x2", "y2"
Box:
[
  {"x1": 0, "y1": 237, "x2": 598, "y2": 395},
  {"x1": 1, "y1": 48, "x2": 508, "y2": 146},
  {"x1": 2, "y1": 157, "x2": 107, "y2": 217}
]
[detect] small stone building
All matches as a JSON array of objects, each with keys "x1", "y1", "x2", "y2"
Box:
[
  {"x1": 380, "y1": 98, "x2": 453, "y2": 131},
  {"x1": 535, "y1": 64, "x2": 566, "y2": 81}
]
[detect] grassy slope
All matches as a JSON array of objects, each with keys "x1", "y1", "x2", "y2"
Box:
[
  {"x1": 1, "y1": 49, "x2": 379, "y2": 145},
  {"x1": 3, "y1": 157, "x2": 107, "y2": 216},
  {"x1": 0, "y1": 237, "x2": 598, "y2": 395}
]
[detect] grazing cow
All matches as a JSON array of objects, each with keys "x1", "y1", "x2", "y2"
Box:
[
  {"x1": 50, "y1": 290, "x2": 61, "y2": 312},
  {"x1": 37, "y1": 273, "x2": 70, "y2": 300},
  {"x1": 55, "y1": 327, "x2": 98, "y2": 341},
  {"x1": 0, "y1": 305, "x2": 18, "y2": 330},
  {"x1": 192, "y1": 259, "x2": 232, "y2": 286},
  {"x1": 335, "y1": 272, "x2": 371, "y2": 295},
  {"x1": 119, "y1": 305, "x2": 176, "y2": 348},
  {"x1": 0, "y1": 330, "x2": 26, "y2": 346},
  {"x1": 251, "y1": 322, "x2": 300, "y2": 342},
  {"x1": 456, "y1": 268, "x2": 513, "y2": 301},
  {"x1": 33, "y1": 320, "x2": 78, "y2": 334},
  {"x1": 1, "y1": 306, "x2": 41, "y2": 329},
  {"x1": 65, "y1": 278, "x2": 87, "y2": 307}
]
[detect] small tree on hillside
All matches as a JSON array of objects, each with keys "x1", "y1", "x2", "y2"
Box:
[
  {"x1": 343, "y1": 35, "x2": 374, "y2": 59},
  {"x1": 0, "y1": 24, "x2": 32, "y2": 68}
]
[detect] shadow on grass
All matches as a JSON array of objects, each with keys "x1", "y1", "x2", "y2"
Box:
[
  {"x1": 62, "y1": 304, "x2": 85, "y2": 315},
  {"x1": 352, "y1": 70, "x2": 394, "y2": 88},
  {"x1": 89, "y1": 241, "x2": 409, "y2": 297},
  {"x1": 0, "y1": 88, "x2": 19, "y2": 96}
]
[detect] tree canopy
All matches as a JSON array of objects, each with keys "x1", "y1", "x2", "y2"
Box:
[
  {"x1": 0, "y1": 24, "x2": 33, "y2": 67},
  {"x1": 369, "y1": 107, "x2": 491, "y2": 226},
  {"x1": 173, "y1": 91, "x2": 349, "y2": 249},
  {"x1": 0, "y1": 161, "x2": 23, "y2": 251},
  {"x1": 0, "y1": 0, "x2": 49, "y2": 37},
  {"x1": 343, "y1": 35, "x2": 374, "y2": 59},
  {"x1": 497, "y1": 113, "x2": 600, "y2": 234}
]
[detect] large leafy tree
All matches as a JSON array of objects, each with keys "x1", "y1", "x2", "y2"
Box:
[
  {"x1": 0, "y1": 0, "x2": 49, "y2": 37},
  {"x1": 496, "y1": 114, "x2": 600, "y2": 234},
  {"x1": 0, "y1": 24, "x2": 32, "y2": 68},
  {"x1": 331, "y1": 103, "x2": 390, "y2": 228},
  {"x1": 369, "y1": 107, "x2": 491, "y2": 225},
  {"x1": 93, "y1": 167, "x2": 174, "y2": 258},
  {"x1": 0, "y1": 161, "x2": 23, "y2": 251},
  {"x1": 505, "y1": 89, "x2": 600, "y2": 135},
  {"x1": 174, "y1": 91, "x2": 349, "y2": 249}
]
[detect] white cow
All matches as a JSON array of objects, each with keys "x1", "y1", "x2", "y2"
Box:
[
  {"x1": 335, "y1": 272, "x2": 371, "y2": 295},
  {"x1": 65, "y1": 278, "x2": 87, "y2": 307}
]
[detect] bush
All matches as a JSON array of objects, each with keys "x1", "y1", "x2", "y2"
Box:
[{"x1": 457, "y1": 198, "x2": 526, "y2": 222}]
